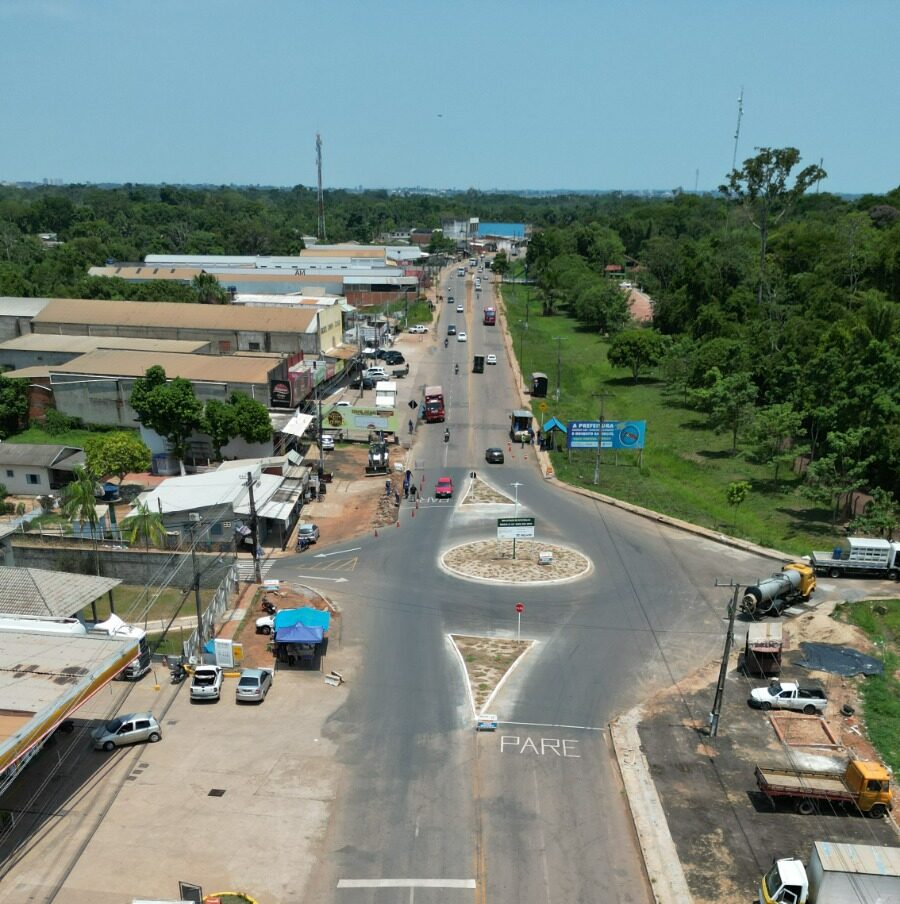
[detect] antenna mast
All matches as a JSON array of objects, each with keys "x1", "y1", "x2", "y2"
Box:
[
  {"x1": 731, "y1": 88, "x2": 744, "y2": 173},
  {"x1": 316, "y1": 133, "x2": 326, "y2": 242}
]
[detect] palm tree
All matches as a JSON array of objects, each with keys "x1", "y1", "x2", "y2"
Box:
[
  {"x1": 121, "y1": 501, "x2": 167, "y2": 583},
  {"x1": 61, "y1": 465, "x2": 102, "y2": 574}
]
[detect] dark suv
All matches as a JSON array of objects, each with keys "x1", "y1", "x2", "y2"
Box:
[
  {"x1": 447, "y1": 324, "x2": 457, "y2": 336},
  {"x1": 378, "y1": 351, "x2": 405, "y2": 365}
]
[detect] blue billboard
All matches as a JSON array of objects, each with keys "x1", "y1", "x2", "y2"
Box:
[{"x1": 566, "y1": 420, "x2": 646, "y2": 450}]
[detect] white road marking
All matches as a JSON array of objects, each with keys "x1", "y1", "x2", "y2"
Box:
[
  {"x1": 337, "y1": 879, "x2": 476, "y2": 889},
  {"x1": 498, "y1": 720, "x2": 606, "y2": 732},
  {"x1": 291, "y1": 575, "x2": 349, "y2": 583},
  {"x1": 313, "y1": 547, "x2": 362, "y2": 558}
]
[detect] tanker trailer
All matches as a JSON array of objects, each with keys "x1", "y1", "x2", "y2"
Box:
[{"x1": 741, "y1": 562, "x2": 816, "y2": 619}]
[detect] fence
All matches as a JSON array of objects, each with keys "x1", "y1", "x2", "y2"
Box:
[{"x1": 182, "y1": 563, "x2": 239, "y2": 661}]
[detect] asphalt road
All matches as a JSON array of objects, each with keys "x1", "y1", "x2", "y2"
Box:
[{"x1": 266, "y1": 265, "x2": 792, "y2": 904}]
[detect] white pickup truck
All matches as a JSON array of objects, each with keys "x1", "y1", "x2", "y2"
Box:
[{"x1": 749, "y1": 681, "x2": 827, "y2": 714}]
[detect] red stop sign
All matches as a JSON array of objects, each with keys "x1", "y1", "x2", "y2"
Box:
[{"x1": 515, "y1": 603, "x2": 524, "y2": 614}]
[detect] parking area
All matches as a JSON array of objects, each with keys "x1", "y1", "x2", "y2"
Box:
[
  {"x1": 0, "y1": 644, "x2": 357, "y2": 904},
  {"x1": 635, "y1": 600, "x2": 899, "y2": 904}
]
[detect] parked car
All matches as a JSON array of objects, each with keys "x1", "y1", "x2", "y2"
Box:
[
  {"x1": 749, "y1": 681, "x2": 828, "y2": 714},
  {"x1": 457, "y1": 332, "x2": 467, "y2": 342},
  {"x1": 447, "y1": 325, "x2": 457, "y2": 336},
  {"x1": 485, "y1": 447, "x2": 505, "y2": 464},
  {"x1": 435, "y1": 477, "x2": 454, "y2": 498},
  {"x1": 408, "y1": 324, "x2": 428, "y2": 333},
  {"x1": 190, "y1": 665, "x2": 224, "y2": 702},
  {"x1": 320, "y1": 435, "x2": 335, "y2": 451},
  {"x1": 92, "y1": 712, "x2": 161, "y2": 751},
  {"x1": 236, "y1": 667, "x2": 273, "y2": 703},
  {"x1": 363, "y1": 367, "x2": 387, "y2": 380},
  {"x1": 350, "y1": 376, "x2": 375, "y2": 390},
  {"x1": 486, "y1": 354, "x2": 497, "y2": 365},
  {"x1": 256, "y1": 614, "x2": 274, "y2": 635},
  {"x1": 376, "y1": 349, "x2": 405, "y2": 363},
  {"x1": 297, "y1": 522, "x2": 320, "y2": 543}
]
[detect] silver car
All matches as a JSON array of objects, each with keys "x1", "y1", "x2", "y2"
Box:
[
  {"x1": 190, "y1": 664, "x2": 224, "y2": 702},
  {"x1": 297, "y1": 522, "x2": 320, "y2": 543},
  {"x1": 92, "y1": 712, "x2": 161, "y2": 751},
  {"x1": 235, "y1": 667, "x2": 273, "y2": 703}
]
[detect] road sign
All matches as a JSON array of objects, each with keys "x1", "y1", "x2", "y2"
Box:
[
  {"x1": 497, "y1": 517, "x2": 535, "y2": 539},
  {"x1": 408, "y1": 400, "x2": 418, "y2": 409},
  {"x1": 539, "y1": 402, "x2": 548, "y2": 412},
  {"x1": 515, "y1": 603, "x2": 524, "y2": 614}
]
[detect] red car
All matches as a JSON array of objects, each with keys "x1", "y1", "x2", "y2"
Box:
[{"x1": 435, "y1": 477, "x2": 454, "y2": 499}]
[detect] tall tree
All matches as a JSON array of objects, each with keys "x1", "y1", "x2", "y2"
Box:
[
  {"x1": 121, "y1": 500, "x2": 167, "y2": 581},
  {"x1": 803, "y1": 428, "x2": 874, "y2": 524},
  {"x1": 690, "y1": 368, "x2": 758, "y2": 452},
  {"x1": 130, "y1": 366, "x2": 204, "y2": 464},
  {"x1": 0, "y1": 375, "x2": 28, "y2": 439},
  {"x1": 203, "y1": 398, "x2": 237, "y2": 460},
  {"x1": 191, "y1": 271, "x2": 227, "y2": 304},
  {"x1": 230, "y1": 392, "x2": 273, "y2": 445},
  {"x1": 84, "y1": 432, "x2": 151, "y2": 486},
  {"x1": 720, "y1": 147, "x2": 826, "y2": 306},
  {"x1": 60, "y1": 465, "x2": 102, "y2": 573},
  {"x1": 747, "y1": 403, "x2": 804, "y2": 483},
  {"x1": 607, "y1": 330, "x2": 668, "y2": 383}
]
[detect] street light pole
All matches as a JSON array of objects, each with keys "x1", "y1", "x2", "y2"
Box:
[
  {"x1": 593, "y1": 392, "x2": 611, "y2": 486},
  {"x1": 510, "y1": 481, "x2": 523, "y2": 560},
  {"x1": 552, "y1": 336, "x2": 563, "y2": 402}
]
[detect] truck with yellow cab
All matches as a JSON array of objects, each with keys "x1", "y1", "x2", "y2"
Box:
[
  {"x1": 755, "y1": 758, "x2": 892, "y2": 818},
  {"x1": 741, "y1": 562, "x2": 816, "y2": 618}
]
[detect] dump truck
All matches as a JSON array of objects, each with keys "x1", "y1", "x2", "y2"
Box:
[
  {"x1": 811, "y1": 537, "x2": 900, "y2": 580},
  {"x1": 755, "y1": 758, "x2": 893, "y2": 818},
  {"x1": 760, "y1": 841, "x2": 900, "y2": 903},
  {"x1": 741, "y1": 562, "x2": 816, "y2": 618}
]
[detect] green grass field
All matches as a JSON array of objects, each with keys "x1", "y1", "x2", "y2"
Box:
[
  {"x1": 6, "y1": 425, "x2": 106, "y2": 448},
  {"x1": 832, "y1": 599, "x2": 900, "y2": 773},
  {"x1": 80, "y1": 584, "x2": 215, "y2": 625},
  {"x1": 501, "y1": 282, "x2": 835, "y2": 555}
]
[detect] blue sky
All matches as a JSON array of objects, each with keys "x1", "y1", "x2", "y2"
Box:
[{"x1": 1, "y1": 0, "x2": 897, "y2": 194}]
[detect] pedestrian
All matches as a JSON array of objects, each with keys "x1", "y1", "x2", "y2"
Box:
[
  {"x1": 403, "y1": 483, "x2": 409, "y2": 499},
  {"x1": 405, "y1": 469, "x2": 412, "y2": 484},
  {"x1": 410, "y1": 485, "x2": 417, "y2": 501},
  {"x1": 394, "y1": 491, "x2": 401, "y2": 507},
  {"x1": 520, "y1": 434, "x2": 526, "y2": 449},
  {"x1": 385, "y1": 479, "x2": 392, "y2": 497},
  {"x1": 408, "y1": 418, "x2": 414, "y2": 434}
]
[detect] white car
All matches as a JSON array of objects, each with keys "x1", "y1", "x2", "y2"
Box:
[
  {"x1": 486, "y1": 354, "x2": 497, "y2": 365},
  {"x1": 456, "y1": 304, "x2": 464, "y2": 313},
  {"x1": 320, "y1": 435, "x2": 335, "y2": 451},
  {"x1": 408, "y1": 324, "x2": 428, "y2": 333},
  {"x1": 190, "y1": 665, "x2": 224, "y2": 702},
  {"x1": 236, "y1": 667, "x2": 273, "y2": 703},
  {"x1": 457, "y1": 332, "x2": 467, "y2": 342}
]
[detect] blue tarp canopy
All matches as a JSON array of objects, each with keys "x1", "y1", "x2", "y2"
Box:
[
  {"x1": 543, "y1": 417, "x2": 567, "y2": 432},
  {"x1": 274, "y1": 624, "x2": 324, "y2": 644},
  {"x1": 273, "y1": 607, "x2": 331, "y2": 632}
]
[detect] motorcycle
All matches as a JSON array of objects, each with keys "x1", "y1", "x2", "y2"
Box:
[
  {"x1": 170, "y1": 661, "x2": 187, "y2": 684},
  {"x1": 454, "y1": 363, "x2": 459, "y2": 375},
  {"x1": 261, "y1": 597, "x2": 277, "y2": 615},
  {"x1": 444, "y1": 428, "x2": 450, "y2": 443},
  {"x1": 444, "y1": 338, "x2": 449, "y2": 349},
  {"x1": 297, "y1": 537, "x2": 312, "y2": 553}
]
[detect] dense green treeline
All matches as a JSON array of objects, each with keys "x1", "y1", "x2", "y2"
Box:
[{"x1": 523, "y1": 154, "x2": 900, "y2": 513}]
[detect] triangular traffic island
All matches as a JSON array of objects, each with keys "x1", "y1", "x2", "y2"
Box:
[
  {"x1": 450, "y1": 633, "x2": 535, "y2": 715},
  {"x1": 462, "y1": 477, "x2": 514, "y2": 505}
]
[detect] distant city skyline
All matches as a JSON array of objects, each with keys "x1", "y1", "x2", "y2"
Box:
[{"x1": 1, "y1": 0, "x2": 897, "y2": 195}]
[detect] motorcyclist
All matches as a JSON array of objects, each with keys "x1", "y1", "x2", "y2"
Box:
[
  {"x1": 454, "y1": 363, "x2": 459, "y2": 375},
  {"x1": 444, "y1": 337, "x2": 449, "y2": 349},
  {"x1": 444, "y1": 428, "x2": 450, "y2": 443}
]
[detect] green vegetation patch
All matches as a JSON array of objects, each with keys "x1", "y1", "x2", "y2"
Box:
[
  {"x1": 832, "y1": 599, "x2": 900, "y2": 773},
  {"x1": 502, "y1": 282, "x2": 835, "y2": 555},
  {"x1": 80, "y1": 584, "x2": 215, "y2": 625},
  {"x1": 6, "y1": 425, "x2": 112, "y2": 448}
]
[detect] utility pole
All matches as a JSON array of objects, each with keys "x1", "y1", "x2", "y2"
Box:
[
  {"x1": 709, "y1": 583, "x2": 741, "y2": 738},
  {"x1": 244, "y1": 471, "x2": 262, "y2": 584},
  {"x1": 189, "y1": 522, "x2": 204, "y2": 658},
  {"x1": 731, "y1": 87, "x2": 744, "y2": 173},
  {"x1": 316, "y1": 133, "x2": 326, "y2": 242},
  {"x1": 317, "y1": 384, "x2": 324, "y2": 477},
  {"x1": 510, "y1": 482, "x2": 523, "y2": 560},
  {"x1": 592, "y1": 391, "x2": 611, "y2": 485},
  {"x1": 552, "y1": 336, "x2": 563, "y2": 401},
  {"x1": 518, "y1": 294, "x2": 530, "y2": 374}
]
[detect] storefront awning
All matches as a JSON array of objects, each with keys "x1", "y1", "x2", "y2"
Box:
[
  {"x1": 277, "y1": 412, "x2": 314, "y2": 439},
  {"x1": 325, "y1": 345, "x2": 358, "y2": 361}
]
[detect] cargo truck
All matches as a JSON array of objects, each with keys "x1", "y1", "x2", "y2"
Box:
[
  {"x1": 811, "y1": 537, "x2": 900, "y2": 580},
  {"x1": 473, "y1": 355, "x2": 485, "y2": 373},
  {"x1": 483, "y1": 307, "x2": 496, "y2": 325},
  {"x1": 755, "y1": 758, "x2": 892, "y2": 818},
  {"x1": 741, "y1": 562, "x2": 816, "y2": 618},
  {"x1": 760, "y1": 841, "x2": 900, "y2": 903},
  {"x1": 510, "y1": 409, "x2": 533, "y2": 442},
  {"x1": 424, "y1": 385, "x2": 445, "y2": 423}
]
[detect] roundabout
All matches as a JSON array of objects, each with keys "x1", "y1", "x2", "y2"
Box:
[{"x1": 441, "y1": 539, "x2": 592, "y2": 584}]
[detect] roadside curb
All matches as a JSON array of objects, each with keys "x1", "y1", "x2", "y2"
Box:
[{"x1": 610, "y1": 706, "x2": 695, "y2": 904}]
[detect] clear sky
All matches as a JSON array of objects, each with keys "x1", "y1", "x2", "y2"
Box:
[{"x1": 1, "y1": 0, "x2": 897, "y2": 194}]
